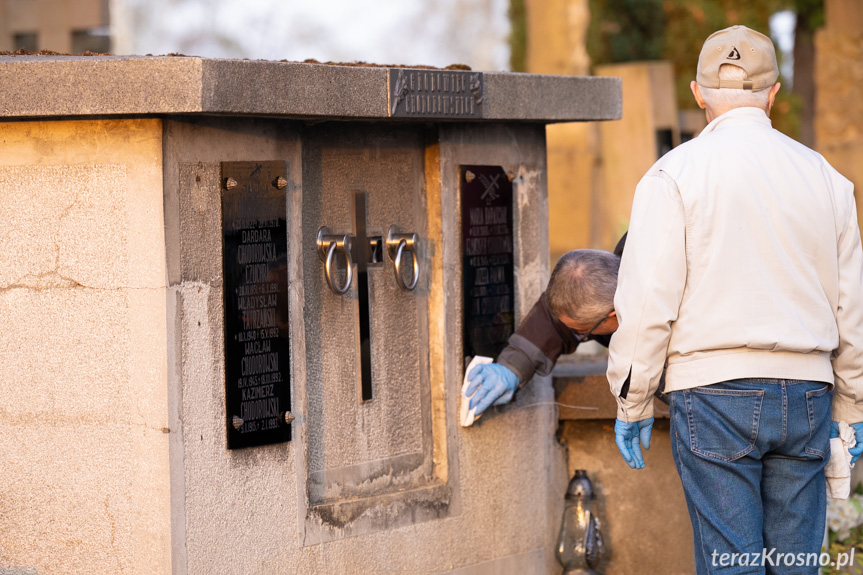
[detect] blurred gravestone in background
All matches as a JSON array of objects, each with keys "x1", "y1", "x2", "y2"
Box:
[
  {"x1": 816, "y1": 0, "x2": 863, "y2": 235},
  {"x1": 0, "y1": 0, "x2": 110, "y2": 53}
]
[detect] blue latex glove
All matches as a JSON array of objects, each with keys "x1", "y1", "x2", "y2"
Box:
[
  {"x1": 614, "y1": 418, "x2": 654, "y2": 470},
  {"x1": 831, "y1": 421, "x2": 863, "y2": 465},
  {"x1": 466, "y1": 363, "x2": 519, "y2": 417}
]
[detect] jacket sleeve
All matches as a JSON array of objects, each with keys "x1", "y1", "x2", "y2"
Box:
[
  {"x1": 496, "y1": 293, "x2": 580, "y2": 386},
  {"x1": 830, "y1": 176, "x2": 863, "y2": 423},
  {"x1": 607, "y1": 171, "x2": 687, "y2": 422}
]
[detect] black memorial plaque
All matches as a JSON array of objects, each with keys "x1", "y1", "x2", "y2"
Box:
[
  {"x1": 389, "y1": 68, "x2": 483, "y2": 119},
  {"x1": 221, "y1": 161, "x2": 292, "y2": 449},
  {"x1": 461, "y1": 165, "x2": 515, "y2": 360}
]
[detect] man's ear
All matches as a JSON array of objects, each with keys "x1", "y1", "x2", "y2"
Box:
[
  {"x1": 766, "y1": 82, "x2": 781, "y2": 116},
  {"x1": 690, "y1": 81, "x2": 706, "y2": 110},
  {"x1": 609, "y1": 310, "x2": 617, "y2": 318}
]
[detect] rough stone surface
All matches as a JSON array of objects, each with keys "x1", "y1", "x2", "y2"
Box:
[
  {"x1": 0, "y1": 119, "x2": 170, "y2": 575},
  {"x1": 0, "y1": 56, "x2": 203, "y2": 117},
  {"x1": 201, "y1": 59, "x2": 388, "y2": 118},
  {"x1": 0, "y1": 55, "x2": 622, "y2": 123},
  {"x1": 437, "y1": 123, "x2": 566, "y2": 574},
  {"x1": 483, "y1": 72, "x2": 621, "y2": 122},
  {"x1": 162, "y1": 117, "x2": 304, "y2": 574},
  {"x1": 162, "y1": 117, "x2": 565, "y2": 573},
  {"x1": 2, "y1": 108, "x2": 582, "y2": 574},
  {"x1": 300, "y1": 125, "x2": 429, "y2": 504}
]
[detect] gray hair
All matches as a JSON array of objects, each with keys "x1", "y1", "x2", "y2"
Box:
[
  {"x1": 547, "y1": 249, "x2": 620, "y2": 324},
  {"x1": 698, "y1": 64, "x2": 770, "y2": 111}
]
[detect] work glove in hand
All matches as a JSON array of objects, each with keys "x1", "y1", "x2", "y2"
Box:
[
  {"x1": 614, "y1": 417, "x2": 654, "y2": 470},
  {"x1": 832, "y1": 421, "x2": 863, "y2": 465},
  {"x1": 466, "y1": 363, "x2": 519, "y2": 417}
]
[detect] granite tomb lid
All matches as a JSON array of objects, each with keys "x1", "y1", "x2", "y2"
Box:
[{"x1": 0, "y1": 55, "x2": 621, "y2": 123}]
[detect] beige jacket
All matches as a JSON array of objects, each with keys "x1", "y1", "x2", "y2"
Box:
[{"x1": 607, "y1": 107, "x2": 863, "y2": 423}]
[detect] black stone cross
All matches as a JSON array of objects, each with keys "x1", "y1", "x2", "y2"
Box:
[{"x1": 351, "y1": 191, "x2": 382, "y2": 401}]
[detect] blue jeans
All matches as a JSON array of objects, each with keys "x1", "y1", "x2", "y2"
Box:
[{"x1": 670, "y1": 379, "x2": 832, "y2": 575}]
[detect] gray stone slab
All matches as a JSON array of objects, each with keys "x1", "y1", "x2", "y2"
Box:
[
  {"x1": 0, "y1": 55, "x2": 203, "y2": 117},
  {"x1": 483, "y1": 72, "x2": 622, "y2": 122},
  {"x1": 0, "y1": 55, "x2": 622, "y2": 123},
  {"x1": 201, "y1": 59, "x2": 388, "y2": 118}
]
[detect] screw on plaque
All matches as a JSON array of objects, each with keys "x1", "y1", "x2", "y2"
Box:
[
  {"x1": 224, "y1": 177, "x2": 238, "y2": 190},
  {"x1": 284, "y1": 412, "x2": 295, "y2": 425},
  {"x1": 232, "y1": 415, "x2": 244, "y2": 430},
  {"x1": 273, "y1": 176, "x2": 288, "y2": 190},
  {"x1": 465, "y1": 170, "x2": 475, "y2": 183}
]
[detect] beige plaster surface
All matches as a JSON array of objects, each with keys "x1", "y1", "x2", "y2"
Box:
[{"x1": 0, "y1": 119, "x2": 170, "y2": 574}]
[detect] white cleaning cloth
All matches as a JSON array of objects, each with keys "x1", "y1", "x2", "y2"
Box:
[
  {"x1": 826, "y1": 421, "x2": 856, "y2": 500},
  {"x1": 460, "y1": 356, "x2": 493, "y2": 427}
]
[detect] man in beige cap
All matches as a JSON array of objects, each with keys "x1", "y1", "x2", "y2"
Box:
[{"x1": 607, "y1": 25, "x2": 863, "y2": 573}]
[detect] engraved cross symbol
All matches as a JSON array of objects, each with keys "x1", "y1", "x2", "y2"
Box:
[
  {"x1": 480, "y1": 172, "x2": 501, "y2": 203},
  {"x1": 351, "y1": 191, "x2": 383, "y2": 401}
]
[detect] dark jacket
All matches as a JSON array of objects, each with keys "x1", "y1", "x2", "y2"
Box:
[{"x1": 496, "y1": 234, "x2": 626, "y2": 385}]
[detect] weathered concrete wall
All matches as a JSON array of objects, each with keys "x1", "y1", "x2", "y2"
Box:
[
  {"x1": 300, "y1": 125, "x2": 431, "y2": 516},
  {"x1": 165, "y1": 118, "x2": 565, "y2": 574},
  {"x1": 162, "y1": 117, "x2": 303, "y2": 575},
  {"x1": 438, "y1": 123, "x2": 566, "y2": 575},
  {"x1": 0, "y1": 119, "x2": 171, "y2": 574},
  {"x1": 560, "y1": 419, "x2": 695, "y2": 574}
]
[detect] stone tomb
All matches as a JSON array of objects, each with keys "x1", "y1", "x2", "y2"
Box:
[{"x1": 0, "y1": 57, "x2": 620, "y2": 575}]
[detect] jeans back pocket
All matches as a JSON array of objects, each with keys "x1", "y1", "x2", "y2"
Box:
[
  {"x1": 805, "y1": 384, "x2": 832, "y2": 459},
  {"x1": 685, "y1": 387, "x2": 764, "y2": 461}
]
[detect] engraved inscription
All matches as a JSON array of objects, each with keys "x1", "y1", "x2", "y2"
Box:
[
  {"x1": 222, "y1": 161, "x2": 291, "y2": 449},
  {"x1": 461, "y1": 166, "x2": 515, "y2": 359},
  {"x1": 389, "y1": 69, "x2": 483, "y2": 119}
]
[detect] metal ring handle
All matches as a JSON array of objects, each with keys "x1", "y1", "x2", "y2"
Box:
[
  {"x1": 324, "y1": 240, "x2": 353, "y2": 295},
  {"x1": 317, "y1": 227, "x2": 353, "y2": 295},
  {"x1": 393, "y1": 239, "x2": 419, "y2": 291},
  {"x1": 386, "y1": 226, "x2": 420, "y2": 292}
]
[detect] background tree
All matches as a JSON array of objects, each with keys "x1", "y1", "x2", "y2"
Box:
[
  {"x1": 791, "y1": 0, "x2": 824, "y2": 146},
  {"x1": 509, "y1": 0, "x2": 824, "y2": 142}
]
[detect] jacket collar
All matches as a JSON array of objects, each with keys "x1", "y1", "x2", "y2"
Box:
[{"x1": 699, "y1": 107, "x2": 772, "y2": 137}]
